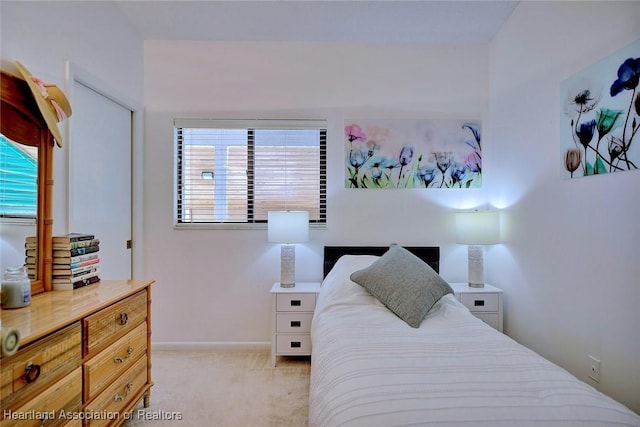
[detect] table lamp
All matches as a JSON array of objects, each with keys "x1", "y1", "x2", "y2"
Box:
[
  {"x1": 455, "y1": 210, "x2": 500, "y2": 288},
  {"x1": 268, "y1": 211, "x2": 309, "y2": 288}
]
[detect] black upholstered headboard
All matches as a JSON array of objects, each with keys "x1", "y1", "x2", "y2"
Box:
[{"x1": 323, "y1": 246, "x2": 440, "y2": 278}]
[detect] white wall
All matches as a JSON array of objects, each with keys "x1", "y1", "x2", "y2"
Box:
[
  {"x1": 489, "y1": 1, "x2": 640, "y2": 412},
  {"x1": 0, "y1": 1, "x2": 143, "y2": 271},
  {"x1": 143, "y1": 41, "x2": 490, "y2": 344},
  {"x1": 3, "y1": 0, "x2": 638, "y2": 414}
]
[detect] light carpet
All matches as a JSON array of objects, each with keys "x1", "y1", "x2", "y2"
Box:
[{"x1": 123, "y1": 349, "x2": 310, "y2": 427}]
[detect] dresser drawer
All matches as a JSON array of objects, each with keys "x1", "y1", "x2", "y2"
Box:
[
  {"x1": 84, "y1": 321, "x2": 148, "y2": 401},
  {"x1": 276, "y1": 293, "x2": 315, "y2": 312},
  {"x1": 84, "y1": 290, "x2": 147, "y2": 355},
  {"x1": 276, "y1": 313, "x2": 313, "y2": 333},
  {"x1": 1, "y1": 322, "x2": 81, "y2": 409},
  {"x1": 85, "y1": 355, "x2": 148, "y2": 427},
  {"x1": 2, "y1": 367, "x2": 82, "y2": 427},
  {"x1": 276, "y1": 334, "x2": 311, "y2": 355},
  {"x1": 460, "y1": 293, "x2": 499, "y2": 312}
]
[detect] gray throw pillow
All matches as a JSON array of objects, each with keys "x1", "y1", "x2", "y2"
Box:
[{"x1": 350, "y1": 244, "x2": 453, "y2": 328}]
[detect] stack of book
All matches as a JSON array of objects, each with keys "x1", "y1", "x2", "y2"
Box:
[
  {"x1": 24, "y1": 236, "x2": 38, "y2": 279},
  {"x1": 52, "y1": 233, "x2": 101, "y2": 290}
]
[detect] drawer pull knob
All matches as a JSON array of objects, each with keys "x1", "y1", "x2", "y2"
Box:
[
  {"x1": 291, "y1": 341, "x2": 301, "y2": 348},
  {"x1": 474, "y1": 300, "x2": 485, "y2": 307},
  {"x1": 24, "y1": 361, "x2": 41, "y2": 384},
  {"x1": 114, "y1": 346, "x2": 134, "y2": 363},
  {"x1": 290, "y1": 321, "x2": 301, "y2": 328},
  {"x1": 290, "y1": 300, "x2": 301, "y2": 306},
  {"x1": 119, "y1": 312, "x2": 129, "y2": 325},
  {"x1": 114, "y1": 383, "x2": 133, "y2": 401}
]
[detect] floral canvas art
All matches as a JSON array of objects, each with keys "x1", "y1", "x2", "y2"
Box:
[
  {"x1": 345, "y1": 118, "x2": 482, "y2": 189},
  {"x1": 561, "y1": 39, "x2": 639, "y2": 179}
]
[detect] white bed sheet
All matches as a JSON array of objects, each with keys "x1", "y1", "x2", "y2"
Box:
[{"x1": 309, "y1": 255, "x2": 640, "y2": 427}]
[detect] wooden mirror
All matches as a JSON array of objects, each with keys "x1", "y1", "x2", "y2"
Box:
[{"x1": 1, "y1": 70, "x2": 54, "y2": 294}]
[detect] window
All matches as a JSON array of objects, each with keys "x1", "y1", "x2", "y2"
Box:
[
  {"x1": 175, "y1": 119, "x2": 326, "y2": 227},
  {"x1": 0, "y1": 134, "x2": 38, "y2": 220}
]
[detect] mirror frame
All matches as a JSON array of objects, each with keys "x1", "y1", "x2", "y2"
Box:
[{"x1": 1, "y1": 70, "x2": 54, "y2": 294}]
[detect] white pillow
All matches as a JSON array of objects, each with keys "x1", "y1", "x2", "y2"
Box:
[{"x1": 316, "y1": 255, "x2": 379, "y2": 313}]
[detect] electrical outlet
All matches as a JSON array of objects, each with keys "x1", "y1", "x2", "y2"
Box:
[{"x1": 588, "y1": 355, "x2": 601, "y2": 383}]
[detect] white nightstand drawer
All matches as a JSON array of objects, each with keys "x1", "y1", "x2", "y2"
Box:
[
  {"x1": 271, "y1": 282, "x2": 322, "y2": 366},
  {"x1": 460, "y1": 293, "x2": 498, "y2": 312},
  {"x1": 276, "y1": 313, "x2": 313, "y2": 333},
  {"x1": 276, "y1": 293, "x2": 316, "y2": 312},
  {"x1": 474, "y1": 312, "x2": 500, "y2": 330},
  {"x1": 276, "y1": 334, "x2": 311, "y2": 355}
]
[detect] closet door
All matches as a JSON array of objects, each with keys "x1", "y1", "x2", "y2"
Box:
[{"x1": 70, "y1": 81, "x2": 132, "y2": 279}]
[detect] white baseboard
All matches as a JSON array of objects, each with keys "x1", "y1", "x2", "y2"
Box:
[{"x1": 152, "y1": 341, "x2": 270, "y2": 351}]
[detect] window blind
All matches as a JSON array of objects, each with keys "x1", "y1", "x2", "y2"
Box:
[
  {"x1": 175, "y1": 119, "x2": 326, "y2": 225},
  {"x1": 0, "y1": 135, "x2": 37, "y2": 219}
]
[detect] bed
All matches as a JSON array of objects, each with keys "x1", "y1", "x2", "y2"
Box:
[{"x1": 309, "y1": 245, "x2": 640, "y2": 426}]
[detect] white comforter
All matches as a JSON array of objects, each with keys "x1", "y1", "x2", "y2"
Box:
[{"x1": 309, "y1": 255, "x2": 640, "y2": 427}]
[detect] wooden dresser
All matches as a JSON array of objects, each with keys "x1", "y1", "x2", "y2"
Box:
[{"x1": 1, "y1": 279, "x2": 154, "y2": 427}]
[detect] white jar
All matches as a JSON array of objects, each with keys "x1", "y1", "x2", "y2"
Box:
[{"x1": 1, "y1": 266, "x2": 31, "y2": 309}]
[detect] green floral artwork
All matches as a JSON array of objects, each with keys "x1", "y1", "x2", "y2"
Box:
[
  {"x1": 345, "y1": 118, "x2": 482, "y2": 189},
  {"x1": 562, "y1": 39, "x2": 639, "y2": 179}
]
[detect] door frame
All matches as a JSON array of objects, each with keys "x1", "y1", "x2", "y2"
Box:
[{"x1": 64, "y1": 61, "x2": 145, "y2": 279}]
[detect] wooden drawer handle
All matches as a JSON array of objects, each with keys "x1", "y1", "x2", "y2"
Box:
[
  {"x1": 114, "y1": 346, "x2": 134, "y2": 363},
  {"x1": 114, "y1": 383, "x2": 133, "y2": 401},
  {"x1": 24, "y1": 361, "x2": 41, "y2": 384},
  {"x1": 119, "y1": 312, "x2": 129, "y2": 325}
]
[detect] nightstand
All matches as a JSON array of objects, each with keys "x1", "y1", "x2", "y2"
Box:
[
  {"x1": 270, "y1": 282, "x2": 322, "y2": 367},
  {"x1": 450, "y1": 283, "x2": 503, "y2": 332}
]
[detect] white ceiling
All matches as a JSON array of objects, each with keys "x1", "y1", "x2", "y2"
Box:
[{"x1": 115, "y1": 1, "x2": 519, "y2": 44}]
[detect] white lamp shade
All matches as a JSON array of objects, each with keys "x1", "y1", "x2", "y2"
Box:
[
  {"x1": 268, "y1": 211, "x2": 309, "y2": 244},
  {"x1": 455, "y1": 211, "x2": 500, "y2": 245}
]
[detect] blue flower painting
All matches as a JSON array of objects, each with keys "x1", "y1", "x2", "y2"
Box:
[
  {"x1": 561, "y1": 39, "x2": 639, "y2": 179},
  {"x1": 345, "y1": 118, "x2": 482, "y2": 189}
]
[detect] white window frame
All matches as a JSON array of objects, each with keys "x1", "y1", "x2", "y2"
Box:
[{"x1": 174, "y1": 118, "x2": 327, "y2": 230}]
